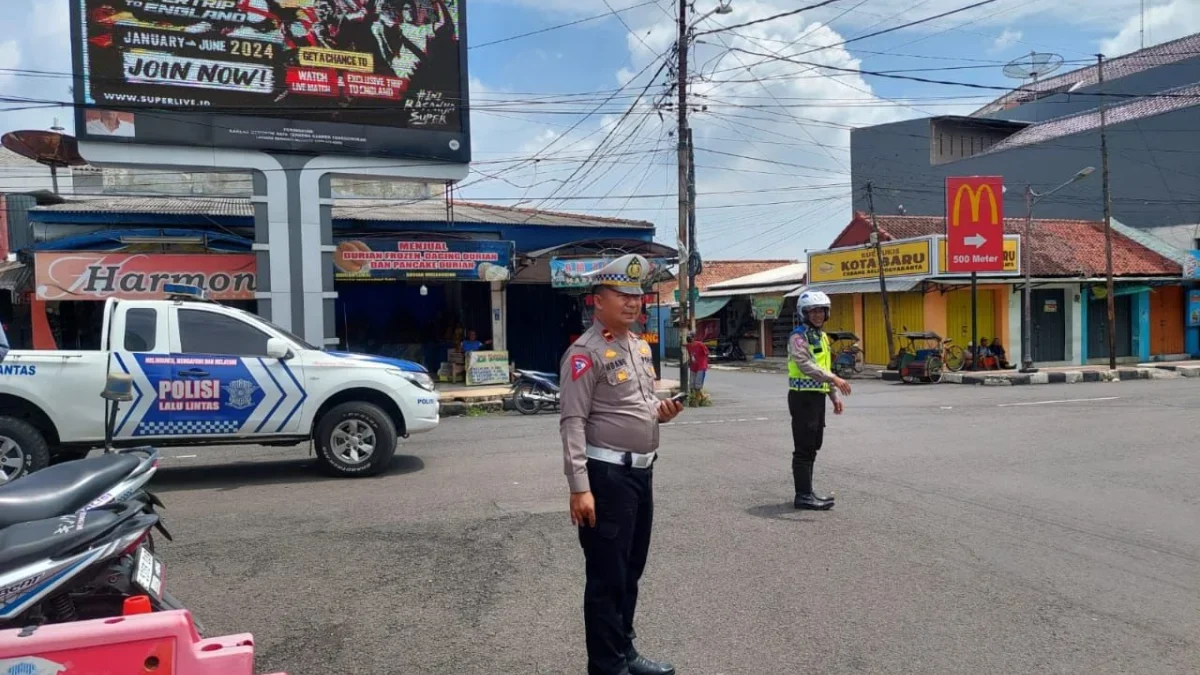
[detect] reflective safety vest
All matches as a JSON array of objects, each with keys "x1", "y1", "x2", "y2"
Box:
[{"x1": 788, "y1": 326, "x2": 832, "y2": 393}]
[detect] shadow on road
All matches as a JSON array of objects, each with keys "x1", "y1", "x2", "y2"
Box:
[
  {"x1": 745, "y1": 502, "x2": 820, "y2": 522},
  {"x1": 149, "y1": 454, "x2": 425, "y2": 493}
]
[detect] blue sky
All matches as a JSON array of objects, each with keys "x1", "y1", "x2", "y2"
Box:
[{"x1": 1, "y1": 0, "x2": 1196, "y2": 259}]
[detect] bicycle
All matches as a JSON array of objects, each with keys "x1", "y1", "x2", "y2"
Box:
[{"x1": 940, "y1": 338, "x2": 966, "y2": 372}]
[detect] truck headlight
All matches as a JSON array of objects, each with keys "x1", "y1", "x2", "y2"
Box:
[{"x1": 389, "y1": 369, "x2": 435, "y2": 392}]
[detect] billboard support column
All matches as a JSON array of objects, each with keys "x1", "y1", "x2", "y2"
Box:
[{"x1": 491, "y1": 281, "x2": 507, "y2": 352}]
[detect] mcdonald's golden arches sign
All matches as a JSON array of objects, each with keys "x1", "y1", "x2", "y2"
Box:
[{"x1": 945, "y1": 176, "x2": 1005, "y2": 273}]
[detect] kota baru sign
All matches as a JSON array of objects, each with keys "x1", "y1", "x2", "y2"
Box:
[
  {"x1": 807, "y1": 238, "x2": 933, "y2": 284},
  {"x1": 334, "y1": 239, "x2": 514, "y2": 281},
  {"x1": 34, "y1": 252, "x2": 256, "y2": 301},
  {"x1": 945, "y1": 176, "x2": 1006, "y2": 273},
  {"x1": 70, "y1": 0, "x2": 470, "y2": 162},
  {"x1": 936, "y1": 236, "x2": 1021, "y2": 276}
]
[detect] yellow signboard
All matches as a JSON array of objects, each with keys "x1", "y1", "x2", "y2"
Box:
[
  {"x1": 298, "y1": 48, "x2": 375, "y2": 73},
  {"x1": 808, "y1": 238, "x2": 933, "y2": 283},
  {"x1": 936, "y1": 235, "x2": 1022, "y2": 276}
]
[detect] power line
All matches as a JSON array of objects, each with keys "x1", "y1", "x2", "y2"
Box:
[{"x1": 693, "y1": 0, "x2": 846, "y2": 37}]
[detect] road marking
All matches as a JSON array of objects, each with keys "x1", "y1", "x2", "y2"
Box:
[
  {"x1": 997, "y1": 397, "x2": 1120, "y2": 408},
  {"x1": 662, "y1": 417, "x2": 769, "y2": 427},
  {"x1": 167, "y1": 454, "x2": 198, "y2": 459}
]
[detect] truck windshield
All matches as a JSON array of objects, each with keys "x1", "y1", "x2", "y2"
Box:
[{"x1": 230, "y1": 308, "x2": 319, "y2": 351}]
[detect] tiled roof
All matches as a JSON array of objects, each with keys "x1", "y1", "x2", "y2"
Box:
[
  {"x1": 656, "y1": 259, "x2": 798, "y2": 299},
  {"x1": 32, "y1": 196, "x2": 652, "y2": 228},
  {"x1": 863, "y1": 213, "x2": 1181, "y2": 277},
  {"x1": 983, "y1": 83, "x2": 1200, "y2": 154},
  {"x1": 973, "y1": 32, "x2": 1200, "y2": 116}
]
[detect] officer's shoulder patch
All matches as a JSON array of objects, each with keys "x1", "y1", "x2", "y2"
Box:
[
  {"x1": 570, "y1": 353, "x2": 593, "y2": 381},
  {"x1": 791, "y1": 332, "x2": 808, "y2": 348}
]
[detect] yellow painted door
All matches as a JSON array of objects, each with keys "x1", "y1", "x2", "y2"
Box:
[
  {"x1": 945, "y1": 289, "x2": 996, "y2": 348},
  {"x1": 825, "y1": 294, "x2": 854, "y2": 334},
  {"x1": 863, "y1": 292, "x2": 925, "y2": 365}
]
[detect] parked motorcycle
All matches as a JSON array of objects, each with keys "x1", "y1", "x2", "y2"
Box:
[
  {"x1": 510, "y1": 369, "x2": 561, "y2": 415},
  {"x1": 709, "y1": 339, "x2": 747, "y2": 362},
  {"x1": 0, "y1": 373, "x2": 185, "y2": 629}
]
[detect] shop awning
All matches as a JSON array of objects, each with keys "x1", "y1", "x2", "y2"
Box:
[
  {"x1": 700, "y1": 283, "x2": 803, "y2": 298},
  {"x1": 693, "y1": 296, "x2": 730, "y2": 319},
  {"x1": 799, "y1": 278, "x2": 925, "y2": 295},
  {"x1": 0, "y1": 262, "x2": 29, "y2": 292}
]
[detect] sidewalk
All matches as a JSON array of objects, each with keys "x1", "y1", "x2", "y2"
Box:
[
  {"x1": 880, "y1": 360, "x2": 1200, "y2": 386},
  {"x1": 436, "y1": 378, "x2": 682, "y2": 415}
]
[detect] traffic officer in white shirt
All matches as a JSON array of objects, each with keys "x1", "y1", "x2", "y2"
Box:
[
  {"x1": 559, "y1": 254, "x2": 683, "y2": 675},
  {"x1": 788, "y1": 291, "x2": 852, "y2": 510}
]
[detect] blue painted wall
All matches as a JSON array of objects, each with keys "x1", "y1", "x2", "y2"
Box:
[{"x1": 1133, "y1": 290, "x2": 1151, "y2": 362}]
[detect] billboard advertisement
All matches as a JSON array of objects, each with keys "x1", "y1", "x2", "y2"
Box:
[
  {"x1": 945, "y1": 176, "x2": 1005, "y2": 273},
  {"x1": 35, "y1": 252, "x2": 257, "y2": 301},
  {"x1": 71, "y1": 0, "x2": 469, "y2": 162},
  {"x1": 333, "y1": 238, "x2": 513, "y2": 280}
]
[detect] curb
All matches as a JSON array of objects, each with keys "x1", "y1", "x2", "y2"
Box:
[{"x1": 879, "y1": 366, "x2": 1191, "y2": 386}]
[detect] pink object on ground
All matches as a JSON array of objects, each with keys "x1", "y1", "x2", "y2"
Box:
[{"x1": 0, "y1": 610, "x2": 285, "y2": 675}]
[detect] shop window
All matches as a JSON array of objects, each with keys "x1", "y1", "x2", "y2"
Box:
[
  {"x1": 124, "y1": 308, "x2": 158, "y2": 352},
  {"x1": 178, "y1": 309, "x2": 270, "y2": 356}
]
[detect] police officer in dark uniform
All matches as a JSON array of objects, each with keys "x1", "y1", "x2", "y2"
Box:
[
  {"x1": 788, "y1": 290, "x2": 852, "y2": 510},
  {"x1": 560, "y1": 254, "x2": 684, "y2": 675}
]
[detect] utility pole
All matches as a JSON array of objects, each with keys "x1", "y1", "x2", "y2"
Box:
[
  {"x1": 1098, "y1": 54, "x2": 1117, "y2": 371},
  {"x1": 687, "y1": 127, "x2": 697, "y2": 337},
  {"x1": 865, "y1": 182, "x2": 896, "y2": 363},
  {"x1": 675, "y1": 0, "x2": 691, "y2": 392}
]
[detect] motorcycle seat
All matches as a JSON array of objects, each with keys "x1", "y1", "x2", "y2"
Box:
[
  {"x1": 0, "y1": 454, "x2": 141, "y2": 529},
  {"x1": 0, "y1": 507, "x2": 127, "y2": 570}
]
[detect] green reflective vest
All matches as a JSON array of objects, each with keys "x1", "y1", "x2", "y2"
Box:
[{"x1": 788, "y1": 327, "x2": 831, "y2": 393}]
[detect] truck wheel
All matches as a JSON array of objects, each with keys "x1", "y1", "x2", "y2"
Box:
[
  {"x1": 0, "y1": 417, "x2": 50, "y2": 484},
  {"x1": 314, "y1": 402, "x2": 397, "y2": 477}
]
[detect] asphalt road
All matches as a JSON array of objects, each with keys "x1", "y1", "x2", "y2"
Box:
[{"x1": 149, "y1": 373, "x2": 1200, "y2": 675}]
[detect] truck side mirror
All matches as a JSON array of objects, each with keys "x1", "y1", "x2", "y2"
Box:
[{"x1": 266, "y1": 338, "x2": 293, "y2": 360}]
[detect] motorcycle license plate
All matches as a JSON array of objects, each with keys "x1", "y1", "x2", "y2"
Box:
[{"x1": 133, "y1": 546, "x2": 164, "y2": 599}]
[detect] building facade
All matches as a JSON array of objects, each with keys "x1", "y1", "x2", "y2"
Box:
[
  {"x1": 850, "y1": 34, "x2": 1200, "y2": 232},
  {"x1": 806, "y1": 213, "x2": 1186, "y2": 367},
  {"x1": 13, "y1": 196, "x2": 669, "y2": 375}
]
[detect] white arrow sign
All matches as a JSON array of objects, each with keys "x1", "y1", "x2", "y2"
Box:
[{"x1": 964, "y1": 234, "x2": 987, "y2": 248}]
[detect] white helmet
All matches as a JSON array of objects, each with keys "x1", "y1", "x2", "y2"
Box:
[{"x1": 797, "y1": 290, "x2": 831, "y2": 318}]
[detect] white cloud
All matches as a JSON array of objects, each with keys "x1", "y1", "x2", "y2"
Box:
[
  {"x1": 461, "y1": 0, "x2": 938, "y2": 257},
  {"x1": 990, "y1": 28, "x2": 1023, "y2": 53},
  {"x1": 1100, "y1": 0, "x2": 1200, "y2": 57}
]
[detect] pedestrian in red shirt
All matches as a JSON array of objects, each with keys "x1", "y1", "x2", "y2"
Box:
[{"x1": 685, "y1": 333, "x2": 709, "y2": 396}]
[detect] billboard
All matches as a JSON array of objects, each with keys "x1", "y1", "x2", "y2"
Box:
[
  {"x1": 71, "y1": 0, "x2": 469, "y2": 162},
  {"x1": 35, "y1": 252, "x2": 257, "y2": 301},
  {"x1": 807, "y1": 238, "x2": 933, "y2": 284},
  {"x1": 945, "y1": 176, "x2": 1005, "y2": 273},
  {"x1": 333, "y1": 238, "x2": 513, "y2": 280}
]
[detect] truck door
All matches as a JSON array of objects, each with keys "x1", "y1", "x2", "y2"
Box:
[
  {"x1": 108, "y1": 302, "x2": 179, "y2": 439},
  {"x1": 165, "y1": 306, "x2": 305, "y2": 438}
]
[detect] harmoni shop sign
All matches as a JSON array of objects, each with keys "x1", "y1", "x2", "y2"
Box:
[
  {"x1": 334, "y1": 239, "x2": 515, "y2": 281},
  {"x1": 34, "y1": 252, "x2": 256, "y2": 301}
]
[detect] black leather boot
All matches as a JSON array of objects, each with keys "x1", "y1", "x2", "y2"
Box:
[
  {"x1": 808, "y1": 462, "x2": 835, "y2": 507},
  {"x1": 627, "y1": 648, "x2": 675, "y2": 675},
  {"x1": 793, "y1": 460, "x2": 834, "y2": 510}
]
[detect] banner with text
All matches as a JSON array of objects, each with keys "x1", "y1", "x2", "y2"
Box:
[
  {"x1": 549, "y1": 257, "x2": 671, "y2": 289},
  {"x1": 35, "y1": 252, "x2": 256, "y2": 301},
  {"x1": 807, "y1": 238, "x2": 933, "y2": 284},
  {"x1": 334, "y1": 239, "x2": 514, "y2": 281}
]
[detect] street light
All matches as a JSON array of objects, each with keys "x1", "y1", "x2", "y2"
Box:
[
  {"x1": 1020, "y1": 166, "x2": 1095, "y2": 373},
  {"x1": 692, "y1": 0, "x2": 734, "y2": 26}
]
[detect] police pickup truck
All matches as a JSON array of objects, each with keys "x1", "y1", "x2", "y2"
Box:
[{"x1": 0, "y1": 286, "x2": 439, "y2": 482}]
